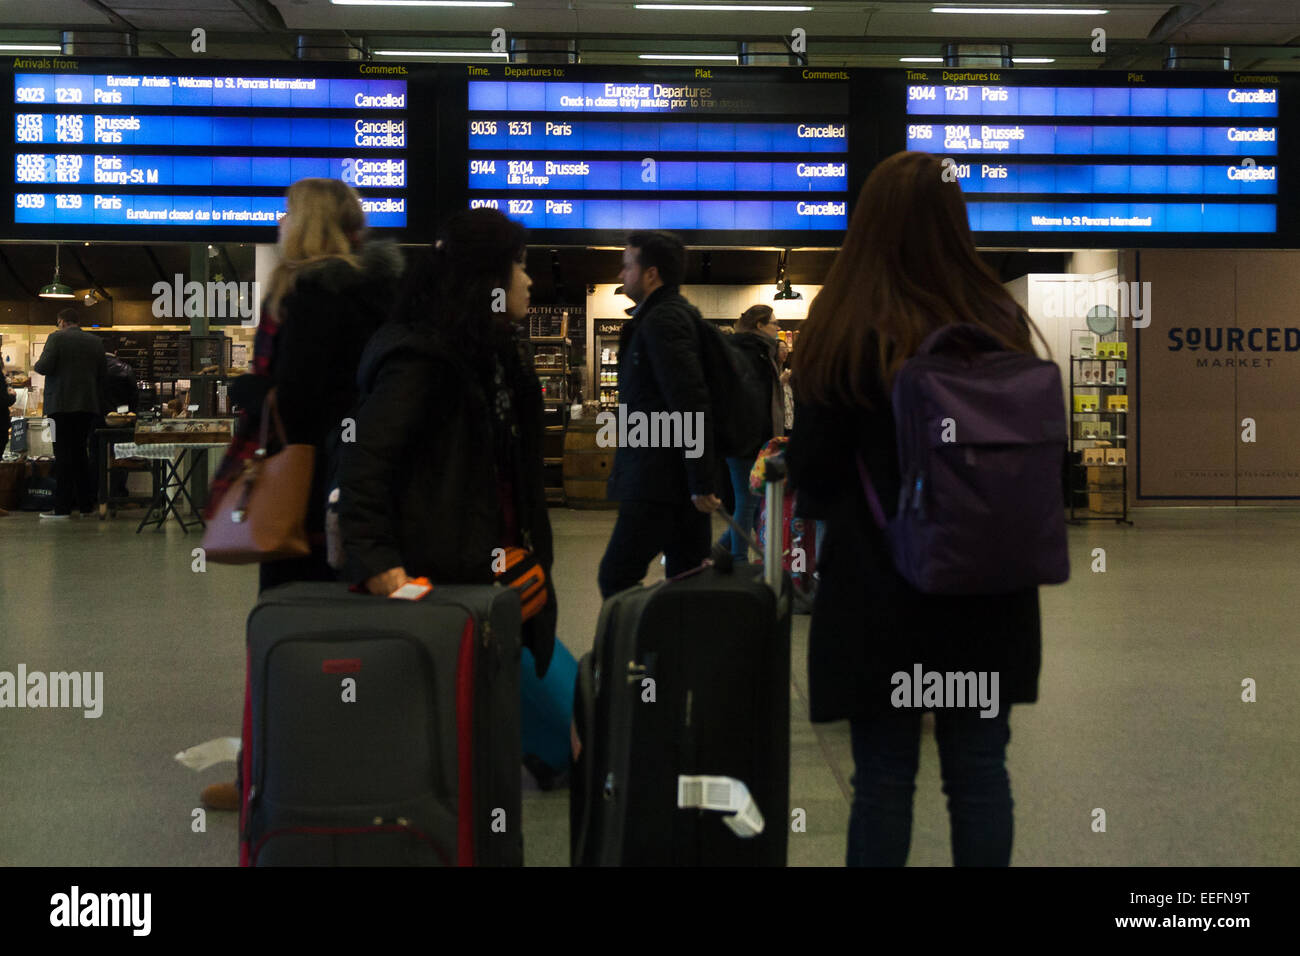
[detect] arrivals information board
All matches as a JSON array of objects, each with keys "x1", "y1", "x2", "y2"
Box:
[
  {"x1": 898, "y1": 69, "x2": 1289, "y2": 241},
  {"x1": 4, "y1": 59, "x2": 425, "y2": 240}
]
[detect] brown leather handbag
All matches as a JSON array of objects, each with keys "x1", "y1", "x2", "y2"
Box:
[{"x1": 201, "y1": 390, "x2": 314, "y2": 564}]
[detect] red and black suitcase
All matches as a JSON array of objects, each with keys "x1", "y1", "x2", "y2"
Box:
[
  {"x1": 238, "y1": 582, "x2": 523, "y2": 866},
  {"x1": 571, "y1": 458, "x2": 792, "y2": 866}
]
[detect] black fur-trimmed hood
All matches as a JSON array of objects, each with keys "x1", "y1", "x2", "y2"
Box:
[{"x1": 292, "y1": 239, "x2": 404, "y2": 296}]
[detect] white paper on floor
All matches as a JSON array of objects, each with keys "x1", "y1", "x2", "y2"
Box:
[{"x1": 174, "y1": 737, "x2": 242, "y2": 771}]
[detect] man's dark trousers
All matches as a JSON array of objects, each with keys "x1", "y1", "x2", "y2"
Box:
[
  {"x1": 597, "y1": 498, "x2": 712, "y2": 598},
  {"x1": 51, "y1": 411, "x2": 97, "y2": 514}
]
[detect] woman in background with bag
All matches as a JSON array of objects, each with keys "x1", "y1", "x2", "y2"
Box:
[
  {"x1": 200, "y1": 177, "x2": 402, "y2": 813},
  {"x1": 335, "y1": 206, "x2": 559, "y2": 702},
  {"x1": 786, "y1": 151, "x2": 1047, "y2": 867},
  {"x1": 206, "y1": 177, "x2": 403, "y2": 593}
]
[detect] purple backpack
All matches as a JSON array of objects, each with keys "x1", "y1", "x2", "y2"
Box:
[{"x1": 858, "y1": 323, "x2": 1070, "y2": 595}]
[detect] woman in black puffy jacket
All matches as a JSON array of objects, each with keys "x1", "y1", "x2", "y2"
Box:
[{"x1": 336, "y1": 207, "x2": 557, "y2": 677}]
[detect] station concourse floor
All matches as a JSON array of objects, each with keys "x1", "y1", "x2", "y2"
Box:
[{"x1": 0, "y1": 506, "x2": 1296, "y2": 867}]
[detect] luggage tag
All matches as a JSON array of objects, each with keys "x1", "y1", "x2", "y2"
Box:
[
  {"x1": 676, "y1": 775, "x2": 766, "y2": 838},
  {"x1": 389, "y1": 576, "x2": 433, "y2": 600}
]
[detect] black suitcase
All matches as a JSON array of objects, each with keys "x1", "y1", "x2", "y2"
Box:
[
  {"x1": 240, "y1": 582, "x2": 523, "y2": 867},
  {"x1": 571, "y1": 459, "x2": 792, "y2": 866}
]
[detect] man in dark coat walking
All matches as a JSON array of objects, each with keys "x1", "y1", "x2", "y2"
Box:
[
  {"x1": 597, "y1": 231, "x2": 720, "y2": 598},
  {"x1": 33, "y1": 308, "x2": 107, "y2": 518}
]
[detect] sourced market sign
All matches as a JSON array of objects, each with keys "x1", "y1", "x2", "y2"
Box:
[{"x1": 1137, "y1": 250, "x2": 1300, "y2": 500}]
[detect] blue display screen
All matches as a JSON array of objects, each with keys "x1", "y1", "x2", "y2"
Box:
[
  {"x1": 966, "y1": 201, "x2": 1276, "y2": 233},
  {"x1": 467, "y1": 119, "x2": 846, "y2": 152},
  {"x1": 468, "y1": 197, "x2": 846, "y2": 230},
  {"x1": 906, "y1": 79, "x2": 1282, "y2": 235},
  {"x1": 15, "y1": 154, "x2": 405, "y2": 188},
  {"x1": 906, "y1": 123, "x2": 1277, "y2": 156},
  {"x1": 10, "y1": 69, "x2": 411, "y2": 233},
  {"x1": 906, "y1": 85, "x2": 1279, "y2": 118},
  {"x1": 468, "y1": 159, "x2": 846, "y2": 192},
  {"x1": 13, "y1": 192, "x2": 406, "y2": 227},
  {"x1": 466, "y1": 74, "x2": 849, "y2": 235},
  {"x1": 949, "y1": 162, "x2": 1277, "y2": 195},
  {"x1": 14, "y1": 113, "x2": 407, "y2": 148},
  {"x1": 13, "y1": 73, "x2": 407, "y2": 109}
]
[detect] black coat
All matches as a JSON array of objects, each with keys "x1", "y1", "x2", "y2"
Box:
[
  {"x1": 103, "y1": 355, "x2": 138, "y2": 413},
  {"x1": 336, "y1": 320, "x2": 557, "y2": 676},
  {"x1": 607, "y1": 286, "x2": 717, "y2": 503},
  {"x1": 33, "y1": 326, "x2": 107, "y2": 416},
  {"x1": 729, "y1": 330, "x2": 785, "y2": 450},
  {"x1": 786, "y1": 373, "x2": 1042, "y2": 723},
  {"x1": 231, "y1": 241, "x2": 404, "y2": 536}
]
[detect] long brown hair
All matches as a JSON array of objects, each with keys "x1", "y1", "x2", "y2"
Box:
[
  {"x1": 794, "y1": 151, "x2": 1046, "y2": 408},
  {"x1": 264, "y1": 178, "x2": 365, "y2": 315}
]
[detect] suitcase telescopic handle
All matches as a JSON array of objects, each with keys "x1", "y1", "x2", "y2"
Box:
[{"x1": 712, "y1": 462, "x2": 785, "y2": 595}]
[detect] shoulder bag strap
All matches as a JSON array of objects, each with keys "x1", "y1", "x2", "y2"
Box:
[{"x1": 855, "y1": 452, "x2": 888, "y2": 530}]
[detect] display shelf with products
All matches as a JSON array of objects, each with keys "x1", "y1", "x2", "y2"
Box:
[
  {"x1": 593, "y1": 318, "x2": 626, "y2": 409},
  {"x1": 528, "y1": 307, "x2": 573, "y2": 505},
  {"x1": 1069, "y1": 338, "x2": 1131, "y2": 524}
]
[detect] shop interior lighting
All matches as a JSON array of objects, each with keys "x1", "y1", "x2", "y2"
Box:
[
  {"x1": 0, "y1": 44, "x2": 61, "y2": 52},
  {"x1": 638, "y1": 54, "x2": 741, "y2": 62},
  {"x1": 931, "y1": 6, "x2": 1109, "y2": 14},
  {"x1": 38, "y1": 245, "x2": 75, "y2": 300},
  {"x1": 373, "y1": 49, "x2": 510, "y2": 57},
  {"x1": 774, "y1": 250, "x2": 802, "y2": 300},
  {"x1": 635, "y1": 5, "x2": 815, "y2": 11}
]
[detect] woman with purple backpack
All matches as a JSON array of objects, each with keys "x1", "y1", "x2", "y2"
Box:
[{"x1": 787, "y1": 151, "x2": 1057, "y2": 866}]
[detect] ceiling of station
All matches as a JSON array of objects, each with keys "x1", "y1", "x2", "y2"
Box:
[{"x1": 0, "y1": 1, "x2": 1297, "y2": 71}]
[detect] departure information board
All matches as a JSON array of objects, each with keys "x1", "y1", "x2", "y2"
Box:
[
  {"x1": 3, "y1": 59, "x2": 425, "y2": 240},
  {"x1": 900, "y1": 70, "x2": 1286, "y2": 240},
  {"x1": 452, "y1": 65, "x2": 854, "y2": 244},
  {"x1": 3, "y1": 61, "x2": 1297, "y2": 249}
]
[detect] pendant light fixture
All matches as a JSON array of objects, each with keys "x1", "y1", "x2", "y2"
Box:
[
  {"x1": 773, "y1": 249, "x2": 802, "y2": 300},
  {"x1": 39, "y1": 244, "x2": 75, "y2": 299}
]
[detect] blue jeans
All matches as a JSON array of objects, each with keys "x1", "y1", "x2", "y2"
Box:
[
  {"x1": 723, "y1": 455, "x2": 760, "y2": 561},
  {"x1": 847, "y1": 707, "x2": 1013, "y2": 866}
]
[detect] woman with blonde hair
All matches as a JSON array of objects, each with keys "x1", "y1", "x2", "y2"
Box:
[
  {"x1": 786, "y1": 151, "x2": 1049, "y2": 866},
  {"x1": 201, "y1": 178, "x2": 402, "y2": 812},
  {"x1": 210, "y1": 177, "x2": 403, "y2": 591}
]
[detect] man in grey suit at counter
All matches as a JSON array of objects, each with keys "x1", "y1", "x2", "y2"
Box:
[{"x1": 33, "y1": 308, "x2": 107, "y2": 519}]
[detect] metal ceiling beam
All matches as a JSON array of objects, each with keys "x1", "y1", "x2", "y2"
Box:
[
  {"x1": 73, "y1": 0, "x2": 137, "y2": 32},
  {"x1": 228, "y1": 0, "x2": 288, "y2": 34}
]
